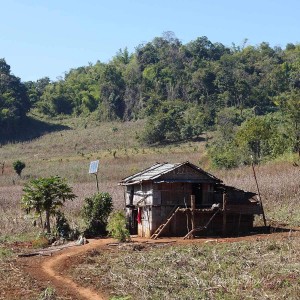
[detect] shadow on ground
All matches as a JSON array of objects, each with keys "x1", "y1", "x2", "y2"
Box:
[
  {"x1": 0, "y1": 116, "x2": 70, "y2": 144},
  {"x1": 192, "y1": 225, "x2": 298, "y2": 239}
]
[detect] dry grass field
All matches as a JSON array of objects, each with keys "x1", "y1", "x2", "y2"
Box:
[
  {"x1": 0, "y1": 117, "x2": 206, "y2": 238},
  {"x1": 68, "y1": 235, "x2": 300, "y2": 300},
  {"x1": 0, "y1": 117, "x2": 299, "y2": 299}
]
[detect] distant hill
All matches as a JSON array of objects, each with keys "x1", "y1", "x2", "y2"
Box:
[{"x1": 1, "y1": 34, "x2": 299, "y2": 167}]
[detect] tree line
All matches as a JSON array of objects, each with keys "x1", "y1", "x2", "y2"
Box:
[
  {"x1": 1, "y1": 32, "x2": 299, "y2": 167},
  {"x1": 0, "y1": 58, "x2": 30, "y2": 138}
]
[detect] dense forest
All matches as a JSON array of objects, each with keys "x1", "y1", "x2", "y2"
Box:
[{"x1": 1, "y1": 32, "x2": 299, "y2": 168}]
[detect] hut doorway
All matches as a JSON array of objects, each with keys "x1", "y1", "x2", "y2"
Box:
[
  {"x1": 128, "y1": 208, "x2": 138, "y2": 235},
  {"x1": 192, "y1": 183, "x2": 202, "y2": 207}
]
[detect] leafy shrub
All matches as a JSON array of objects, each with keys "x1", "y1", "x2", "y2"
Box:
[
  {"x1": 181, "y1": 105, "x2": 205, "y2": 139},
  {"x1": 107, "y1": 210, "x2": 130, "y2": 242},
  {"x1": 235, "y1": 115, "x2": 290, "y2": 163},
  {"x1": 140, "y1": 101, "x2": 207, "y2": 145},
  {"x1": 208, "y1": 113, "x2": 293, "y2": 169},
  {"x1": 210, "y1": 147, "x2": 239, "y2": 169},
  {"x1": 13, "y1": 160, "x2": 26, "y2": 176},
  {"x1": 54, "y1": 211, "x2": 79, "y2": 240},
  {"x1": 82, "y1": 192, "x2": 113, "y2": 237},
  {"x1": 207, "y1": 135, "x2": 242, "y2": 169},
  {"x1": 140, "y1": 100, "x2": 186, "y2": 144}
]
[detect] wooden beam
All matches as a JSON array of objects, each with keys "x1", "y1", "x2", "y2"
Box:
[
  {"x1": 222, "y1": 192, "x2": 227, "y2": 236},
  {"x1": 190, "y1": 195, "x2": 195, "y2": 239}
]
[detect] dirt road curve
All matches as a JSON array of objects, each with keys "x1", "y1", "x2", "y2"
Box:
[{"x1": 25, "y1": 239, "x2": 115, "y2": 300}]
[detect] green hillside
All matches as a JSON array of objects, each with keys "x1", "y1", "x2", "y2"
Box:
[{"x1": 1, "y1": 34, "x2": 299, "y2": 168}]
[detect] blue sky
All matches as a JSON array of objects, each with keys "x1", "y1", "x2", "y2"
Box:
[{"x1": 1, "y1": 0, "x2": 299, "y2": 81}]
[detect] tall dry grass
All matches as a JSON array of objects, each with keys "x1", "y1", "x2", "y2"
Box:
[
  {"x1": 0, "y1": 117, "x2": 299, "y2": 239},
  {"x1": 0, "y1": 119, "x2": 205, "y2": 238},
  {"x1": 215, "y1": 162, "x2": 300, "y2": 227},
  {"x1": 0, "y1": 118, "x2": 204, "y2": 186}
]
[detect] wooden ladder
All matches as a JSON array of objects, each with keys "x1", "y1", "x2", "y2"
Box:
[{"x1": 150, "y1": 206, "x2": 180, "y2": 239}]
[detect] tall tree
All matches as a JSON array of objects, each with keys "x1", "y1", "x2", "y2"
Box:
[
  {"x1": 274, "y1": 91, "x2": 300, "y2": 154},
  {"x1": 0, "y1": 58, "x2": 30, "y2": 137},
  {"x1": 99, "y1": 64, "x2": 125, "y2": 120},
  {"x1": 21, "y1": 176, "x2": 76, "y2": 234}
]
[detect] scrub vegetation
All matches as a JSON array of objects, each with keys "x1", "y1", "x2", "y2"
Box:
[{"x1": 0, "y1": 33, "x2": 299, "y2": 299}]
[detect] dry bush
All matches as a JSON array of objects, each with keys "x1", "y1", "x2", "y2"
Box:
[{"x1": 0, "y1": 185, "x2": 36, "y2": 237}]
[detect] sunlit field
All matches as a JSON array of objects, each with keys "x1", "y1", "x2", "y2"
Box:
[
  {"x1": 0, "y1": 118, "x2": 206, "y2": 238},
  {"x1": 0, "y1": 118, "x2": 299, "y2": 237},
  {"x1": 0, "y1": 118, "x2": 299, "y2": 300}
]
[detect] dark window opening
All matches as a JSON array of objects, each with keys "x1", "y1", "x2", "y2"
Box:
[
  {"x1": 192, "y1": 183, "x2": 202, "y2": 207},
  {"x1": 127, "y1": 208, "x2": 138, "y2": 235}
]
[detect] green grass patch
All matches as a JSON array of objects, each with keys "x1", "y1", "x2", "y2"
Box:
[
  {"x1": 0, "y1": 247, "x2": 13, "y2": 258},
  {"x1": 0, "y1": 232, "x2": 37, "y2": 244}
]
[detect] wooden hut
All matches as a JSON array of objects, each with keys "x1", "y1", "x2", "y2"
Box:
[{"x1": 119, "y1": 161, "x2": 263, "y2": 238}]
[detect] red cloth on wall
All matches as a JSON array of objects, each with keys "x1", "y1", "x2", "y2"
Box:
[{"x1": 137, "y1": 207, "x2": 142, "y2": 224}]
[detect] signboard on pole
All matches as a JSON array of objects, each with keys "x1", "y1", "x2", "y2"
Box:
[{"x1": 89, "y1": 160, "x2": 99, "y2": 174}]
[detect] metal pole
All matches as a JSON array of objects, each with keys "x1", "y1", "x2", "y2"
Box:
[
  {"x1": 251, "y1": 162, "x2": 267, "y2": 227},
  {"x1": 95, "y1": 173, "x2": 99, "y2": 193}
]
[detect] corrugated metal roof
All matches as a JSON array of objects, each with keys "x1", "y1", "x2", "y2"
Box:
[{"x1": 119, "y1": 161, "x2": 221, "y2": 185}]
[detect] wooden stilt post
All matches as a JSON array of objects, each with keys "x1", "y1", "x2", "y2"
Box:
[
  {"x1": 222, "y1": 192, "x2": 227, "y2": 236},
  {"x1": 191, "y1": 195, "x2": 195, "y2": 239}
]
